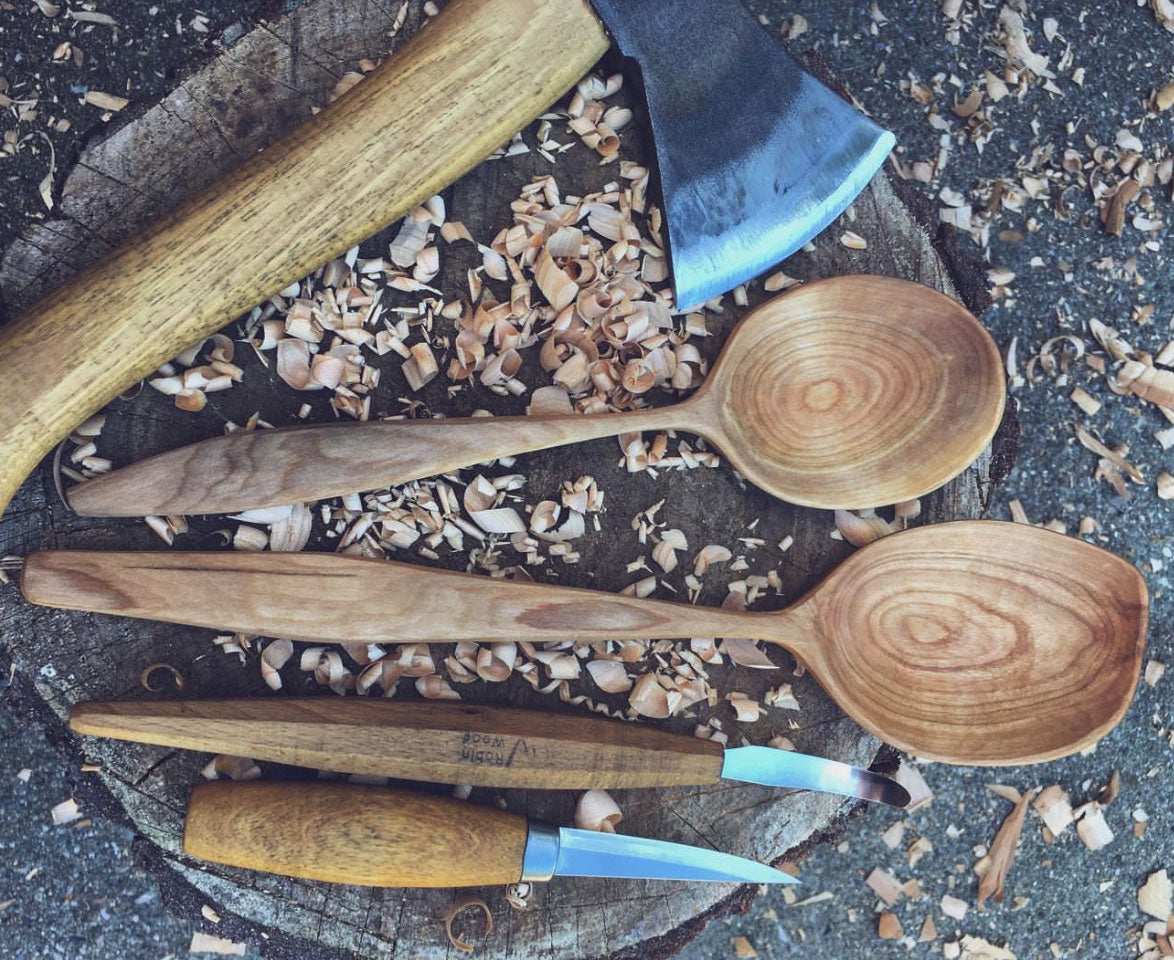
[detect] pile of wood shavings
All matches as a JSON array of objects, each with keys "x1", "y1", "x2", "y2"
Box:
[{"x1": 83, "y1": 71, "x2": 832, "y2": 742}]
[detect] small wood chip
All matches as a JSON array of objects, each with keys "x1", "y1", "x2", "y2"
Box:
[
  {"x1": 918, "y1": 915, "x2": 938, "y2": 942},
  {"x1": 83, "y1": 90, "x2": 129, "y2": 112},
  {"x1": 1070, "y1": 386, "x2": 1100, "y2": 416},
  {"x1": 877, "y1": 911, "x2": 903, "y2": 940},
  {"x1": 189, "y1": 931, "x2": 246, "y2": 956},
  {"x1": 1144, "y1": 659, "x2": 1166, "y2": 686},
  {"x1": 1032, "y1": 785, "x2": 1074, "y2": 837},
  {"x1": 940, "y1": 894, "x2": 969, "y2": 920},
  {"x1": 1138, "y1": 869, "x2": 1173, "y2": 920},
  {"x1": 840, "y1": 230, "x2": 868, "y2": 250},
  {"x1": 731, "y1": 935, "x2": 758, "y2": 958},
  {"x1": 1075, "y1": 804, "x2": 1114, "y2": 850},
  {"x1": 865, "y1": 867, "x2": 903, "y2": 906},
  {"x1": 50, "y1": 798, "x2": 81, "y2": 825}
]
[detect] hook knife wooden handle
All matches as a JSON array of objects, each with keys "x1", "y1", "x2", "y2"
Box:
[
  {"x1": 0, "y1": 0, "x2": 609, "y2": 521},
  {"x1": 72, "y1": 698, "x2": 724, "y2": 789}
]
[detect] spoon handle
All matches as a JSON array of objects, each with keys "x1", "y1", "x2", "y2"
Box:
[
  {"x1": 21, "y1": 550, "x2": 766, "y2": 645},
  {"x1": 67, "y1": 405, "x2": 684, "y2": 518}
]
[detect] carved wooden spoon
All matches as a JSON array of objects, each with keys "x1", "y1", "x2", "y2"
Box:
[
  {"x1": 68, "y1": 275, "x2": 1005, "y2": 517},
  {"x1": 21, "y1": 521, "x2": 1146, "y2": 765}
]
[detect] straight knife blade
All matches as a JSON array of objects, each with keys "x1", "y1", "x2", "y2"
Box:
[
  {"x1": 547, "y1": 826, "x2": 798, "y2": 885},
  {"x1": 721, "y1": 746, "x2": 910, "y2": 808}
]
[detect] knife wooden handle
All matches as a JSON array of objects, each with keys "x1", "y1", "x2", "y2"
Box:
[
  {"x1": 22, "y1": 550, "x2": 759, "y2": 644},
  {"x1": 185, "y1": 780, "x2": 527, "y2": 887},
  {"x1": 0, "y1": 0, "x2": 610, "y2": 522},
  {"x1": 71, "y1": 698, "x2": 725, "y2": 789}
]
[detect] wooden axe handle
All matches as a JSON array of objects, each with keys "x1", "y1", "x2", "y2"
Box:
[
  {"x1": 0, "y1": 0, "x2": 609, "y2": 519},
  {"x1": 185, "y1": 780, "x2": 528, "y2": 887},
  {"x1": 71, "y1": 697, "x2": 725, "y2": 789}
]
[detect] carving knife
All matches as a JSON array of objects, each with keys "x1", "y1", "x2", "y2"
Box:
[
  {"x1": 185, "y1": 780, "x2": 801, "y2": 887},
  {"x1": 71, "y1": 698, "x2": 909, "y2": 808},
  {"x1": 0, "y1": 0, "x2": 893, "y2": 521}
]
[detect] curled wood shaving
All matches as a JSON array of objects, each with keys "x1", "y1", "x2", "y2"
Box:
[
  {"x1": 1075, "y1": 425, "x2": 1143, "y2": 482},
  {"x1": 835, "y1": 509, "x2": 897, "y2": 546},
  {"x1": 260, "y1": 639, "x2": 294, "y2": 690},
  {"x1": 200, "y1": 755, "x2": 262, "y2": 781},
  {"x1": 720, "y1": 638, "x2": 776, "y2": 669},
  {"x1": 977, "y1": 785, "x2": 1036, "y2": 905},
  {"x1": 1117, "y1": 360, "x2": 1174, "y2": 407},
  {"x1": 444, "y1": 897, "x2": 493, "y2": 954},
  {"x1": 140, "y1": 662, "x2": 185, "y2": 692},
  {"x1": 505, "y1": 883, "x2": 533, "y2": 910},
  {"x1": 574, "y1": 789, "x2": 623, "y2": 832}
]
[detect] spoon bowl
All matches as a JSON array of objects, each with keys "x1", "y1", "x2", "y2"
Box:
[
  {"x1": 795, "y1": 521, "x2": 1149, "y2": 764},
  {"x1": 697, "y1": 275, "x2": 1006, "y2": 509}
]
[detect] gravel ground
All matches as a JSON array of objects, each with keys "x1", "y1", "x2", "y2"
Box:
[{"x1": 2, "y1": 2, "x2": 1173, "y2": 959}]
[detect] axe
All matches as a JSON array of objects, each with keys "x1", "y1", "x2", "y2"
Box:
[{"x1": 0, "y1": 0, "x2": 893, "y2": 521}]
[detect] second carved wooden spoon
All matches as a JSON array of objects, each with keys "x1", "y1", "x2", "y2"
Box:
[
  {"x1": 21, "y1": 521, "x2": 1147, "y2": 765},
  {"x1": 68, "y1": 275, "x2": 1005, "y2": 517}
]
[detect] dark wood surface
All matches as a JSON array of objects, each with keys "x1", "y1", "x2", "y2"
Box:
[{"x1": 0, "y1": 1, "x2": 1010, "y2": 957}]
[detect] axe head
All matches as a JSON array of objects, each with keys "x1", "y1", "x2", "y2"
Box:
[{"x1": 590, "y1": 0, "x2": 895, "y2": 309}]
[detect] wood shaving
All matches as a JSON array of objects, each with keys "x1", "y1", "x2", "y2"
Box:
[
  {"x1": 877, "y1": 911, "x2": 903, "y2": 939},
  {"x1": 200, "y1": 755, "x2": 262, "y2": 781},
  {"x1": 1144, "y1": 659, "x2": 1166, "y2": 686},
  {"x1": 919, "y1": 916, "x2": 938, "y2": 942},
  {"x1": 1031, "y1": 785, "x2": 1074, "y2": 837},
  {"x1": 189, "y1": 931, "x2": 247, "y2": 956},
  {"x1": 894, "y1": 761, "x2": 933, "y2": 811},
  {"x1": 731, "y1": 935, "x2": 758, "y2": 957},
  {"x1": 1138, "y1": 869, "x2": 1173, "y2": 921},
  {"x1": 940, "y1": 893, "x2": 969, "y2": 920},
  {"x1": 138, "y1": 661, "x2": 186, "y2": 693},
  {"x1": 958, "y1": 937, "x2": 1016, "y2": 960},
  {"x1": 50, "y1": 798, "x2": 81, "y2": 825},
  {"x1": 834, "y1": 509, "x2": 896, "y2": 546},
  {"x1": 977, "y1": 786, "x2": 1036, "y2": 905},
  {"x1": 444, "y1": 897, "x2": 493, "y2": 954},
  {"x1": 82, "y1": 90, "x2": 129, "y2": 112},
  {"x1": 574, "y1": 789, "x2": 623, "y2": 832},
  {"x1": 1075, "y1": 802, "x2": 1114, "y2": 850},
  {"x1": 865, "y1": 867, "x2": 903, "y2": 906}
]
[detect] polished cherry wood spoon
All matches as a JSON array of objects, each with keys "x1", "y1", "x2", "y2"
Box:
[
  {"x1": 22, "y1": 521, "x2": 1146, "y2": 765},
  {"x1": 68, "y1": 275, "x2": 1005, "y2": 517}
]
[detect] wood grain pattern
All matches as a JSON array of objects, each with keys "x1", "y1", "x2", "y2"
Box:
[
  {"x1": 71, "y1": 698, "x2": 725, "y2": 789},
  {"x1": 68, "y1": 276, "x2": 1005, "y2": 517},
  {"x1": 68, "y1": 404, "x2": 681, "y2": 517},
  {"x1": 21, "y1": 549, "x2": 750, "y2": 644},
  {"x1": 184, "y1": 781, "x2": 528, "y2": 887},
  {"x1": 803, "y1": 521, "x2": 1148, "y2": 764},
  {"x1": 25, "y1": 521, "x2": 1147, "y2": 765},
  {"x1": 0, "y1": 0, "x2": 610, "y2": 522},
  {"x1": 0, "y1": 4, "x2": 1011, "y2": 950}
]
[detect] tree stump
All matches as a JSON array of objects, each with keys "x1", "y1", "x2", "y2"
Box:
[{"x1": 0, "y1": 2, "x2": 1011, "y2": 957}]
